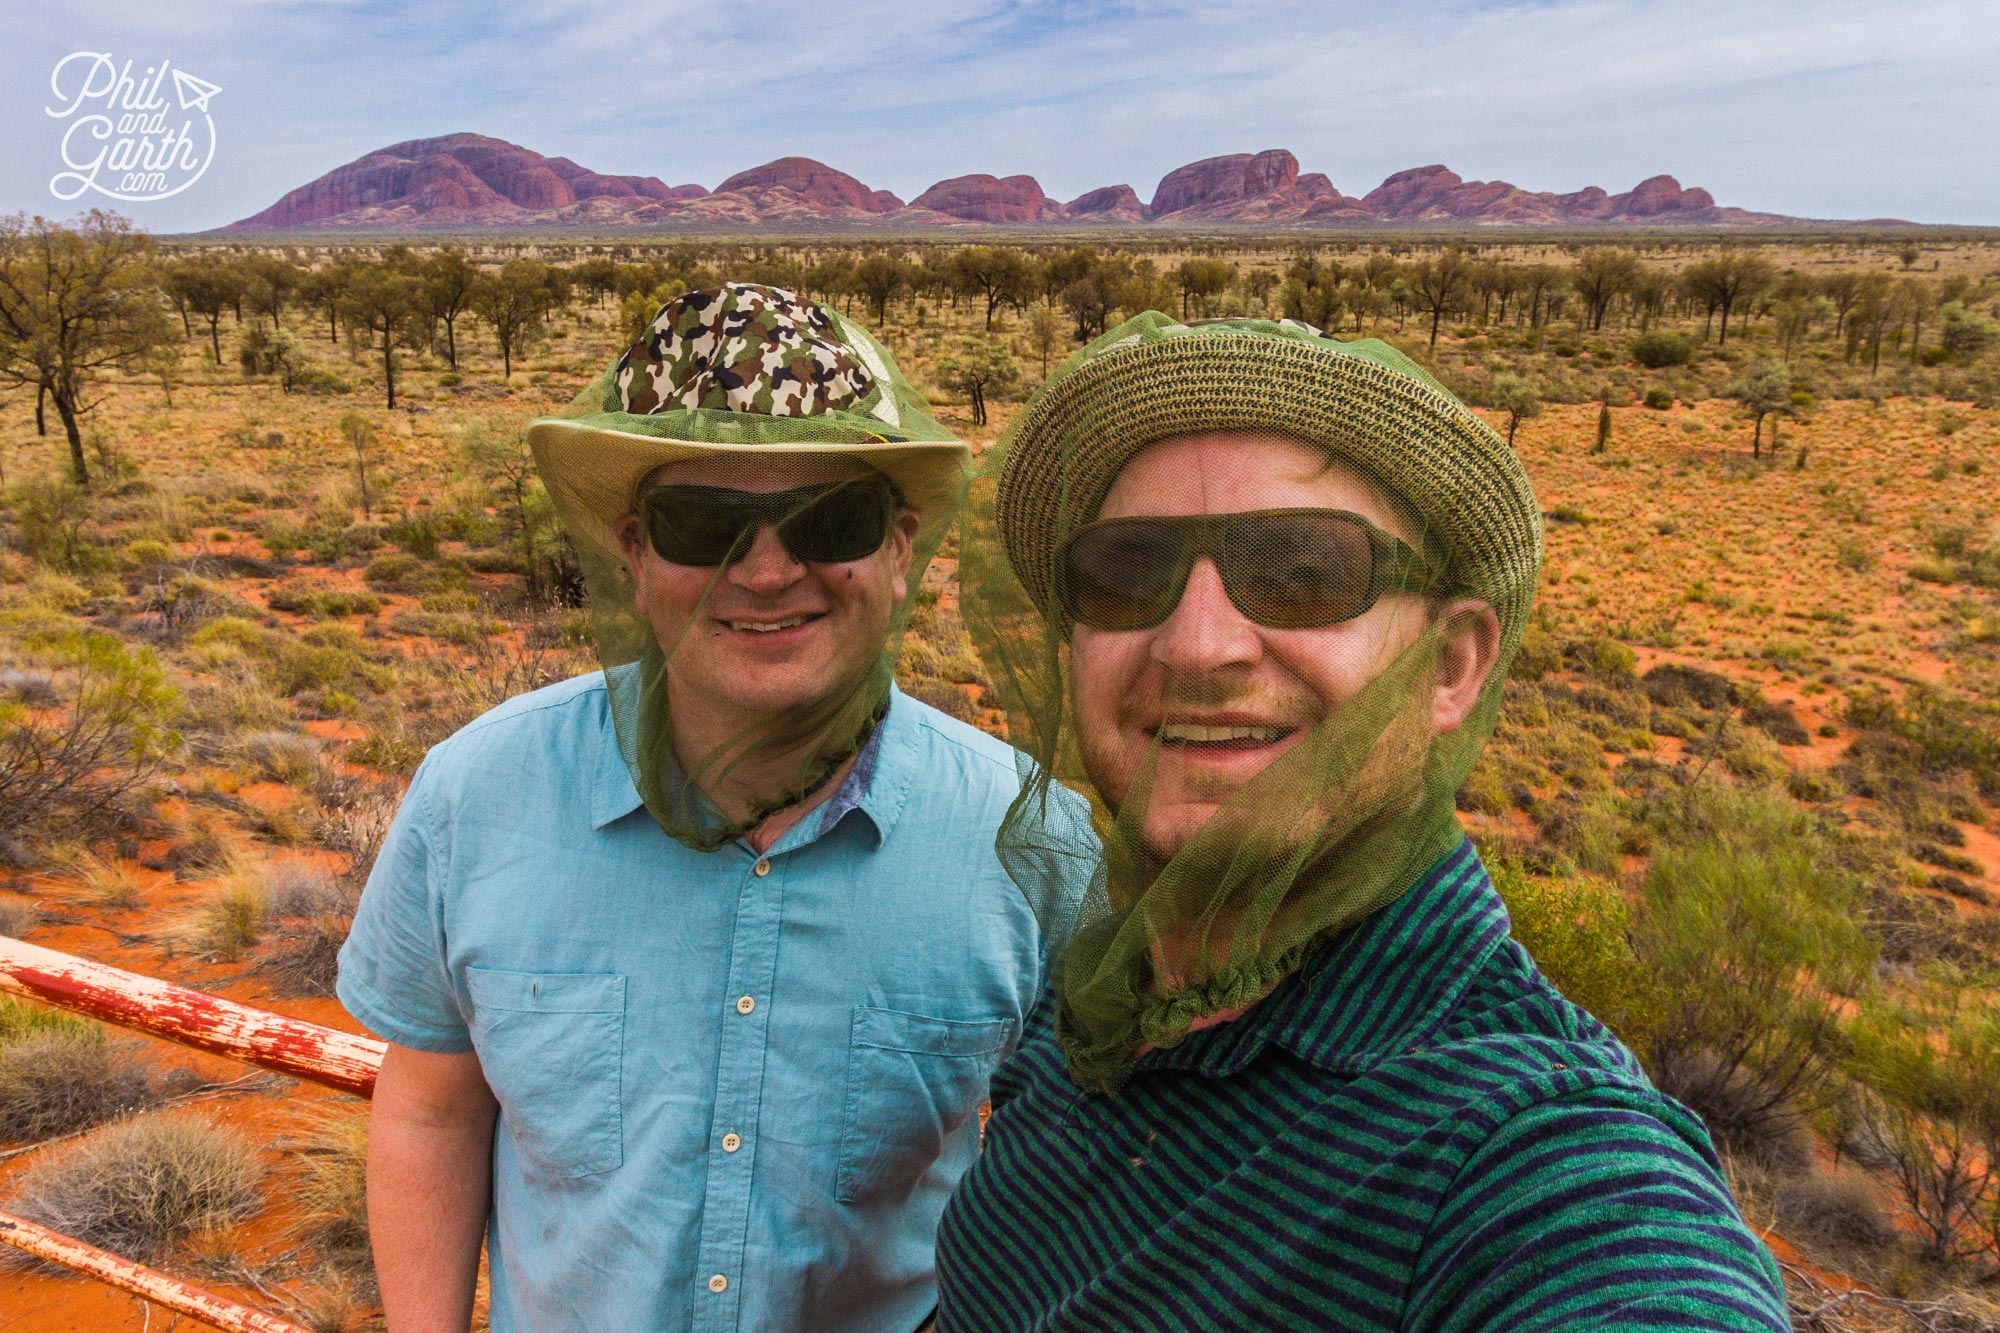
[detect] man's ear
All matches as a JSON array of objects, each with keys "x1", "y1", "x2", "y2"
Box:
[
  {"x1": 614, "y1": 513, "x2": 648, "y2": 611},
  {"x1": 887, "y1": 508, "x2": 921, "y2": 603},
  {"x1": 1432, "y1": 599, "x2": 1501, "y2": 733}
]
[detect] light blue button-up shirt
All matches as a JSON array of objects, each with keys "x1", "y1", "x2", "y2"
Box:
[{"x1": 337, "y1": 673, "x2": 1047, "y2": 1332}]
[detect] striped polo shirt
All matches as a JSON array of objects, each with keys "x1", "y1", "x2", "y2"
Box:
[{"x1": 935, "y1": 835, "x2": 1790, "y2": 1331}]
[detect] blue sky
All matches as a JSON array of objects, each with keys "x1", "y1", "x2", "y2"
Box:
[{"x1": 5, "y1": 0, "x2": 1998, "y2": 232}]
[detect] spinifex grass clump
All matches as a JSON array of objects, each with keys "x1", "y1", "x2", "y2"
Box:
[
  {"x1": 0, "y1": 1113, "x2": 262, "y2": 1270},
  {"x1": 0, "y1": 999, "x2": 153, "y2": 1142}
]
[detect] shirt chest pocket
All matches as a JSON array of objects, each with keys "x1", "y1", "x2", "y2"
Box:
[
  {"x1": 464, "y1": 968, "x2": 626, "y2": 1180},
  {"x1": 837, "y1": 1006, "x2": 1013, "y2": 1204}
]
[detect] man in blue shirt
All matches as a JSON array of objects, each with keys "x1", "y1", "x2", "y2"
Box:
[{"x1": 338, "y1": 284, "x2": 1047, "y2": 1332}]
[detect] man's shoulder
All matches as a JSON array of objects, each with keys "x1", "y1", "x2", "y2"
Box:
[
  {"x1": 891, "y1": 690, "x2": 1024, "y2": 788},
  {"x1": 422, "y1": 670, "x2": 609, "y2": 774}
]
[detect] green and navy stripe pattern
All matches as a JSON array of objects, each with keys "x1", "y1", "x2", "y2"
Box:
[{"x1": 936, "y1": 836, "x2": 1790, "y2": 1331}]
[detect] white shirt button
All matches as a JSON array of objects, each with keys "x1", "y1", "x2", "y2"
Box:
[
  {"x1": 708, "y1": 1273, "x2": 728, "y2": 1294},
  {"x1": 753, "y1": 859, "x2": 771, "y2": 877},
  {"x1": 722, "y1": 1132, "x2": 741, "y2": 1152},
  {"x1": 735, "y1": 995, "x2": 755, "y2": 1015}
]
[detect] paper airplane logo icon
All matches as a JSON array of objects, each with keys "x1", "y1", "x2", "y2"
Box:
[{"x1": 172, "y1": 68, "x2": 220, "y2": 113}]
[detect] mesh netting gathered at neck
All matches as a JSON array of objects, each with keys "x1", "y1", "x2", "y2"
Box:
[
  {"x1": 960, "y1": 311, "x2": 1542, "y2": 1092},
  {"x1": 527, "y1": 284, "x2": 970, "y2": 852}
]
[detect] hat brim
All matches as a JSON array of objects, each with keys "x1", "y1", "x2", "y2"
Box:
[
  {"x1": 527, "y1": 418, "x2": 972, "y2": 568},
  {"x1": 996, "y1": 332, "x2": 1542, "y2": 650}
]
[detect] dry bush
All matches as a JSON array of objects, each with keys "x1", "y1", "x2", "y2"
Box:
[
  {"x1": 0, "y1": 896, "x2": 39, "y2": 937},
  {"x1": 171, "y1": 874, "x2": 268, "y2": 961},
  {"x1": 0, "y1": 1113, "x2": 262, "y2": 1269},
  {"x1": 232, "y1": 728, "x2": 325, "y2": 784},
  {"x1": 288, "y1": 1105, "x2": 372, "y2": 1277},
  {"x1": 51, "y1": 844, "x2": 142, "y2": 909},
  {"x1": 0, "y1": 629, "x2": 178, "y2": 844},
  {"x1": 1775, "y1": 1171, "x2": 1898, "y2": 1256},
  {"x1": 0, "y1": 1016, "x2": 154, "y2": 1142}
]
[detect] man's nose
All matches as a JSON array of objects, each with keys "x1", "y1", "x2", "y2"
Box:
[
  {"x1": 1149, "y1": 557, "x2": 1262, "y2": 672},
  {"x1": 725, "y1": 523, "x2": 806, "y2": 595}
]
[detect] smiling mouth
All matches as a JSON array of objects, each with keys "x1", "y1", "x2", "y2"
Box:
[
  {"x1": 722, "y1": 613, "x2": 821, "y2": 634},
  {"x1": 1154, "y1": 722, "x2": 1295, "y2": 748}
]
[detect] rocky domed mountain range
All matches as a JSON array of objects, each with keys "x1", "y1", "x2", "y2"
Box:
[{"x1": 223, "y1": 133, "x2": 1909, "y2": 231}]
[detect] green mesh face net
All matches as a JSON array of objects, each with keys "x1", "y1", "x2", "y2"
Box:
[
  {"x1": 526, "y1": 283, "x2": 969, "y2": 851},
  {"x1": 962, "y1": 311, "x2": 1544, "y2": 1092}
]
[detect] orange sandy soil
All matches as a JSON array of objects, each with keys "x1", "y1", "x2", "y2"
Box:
[{"x1": 1, "y1": 337, "x2": 1995, "y2": 1327}]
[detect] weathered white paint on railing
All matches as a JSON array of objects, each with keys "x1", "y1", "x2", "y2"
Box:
[
  {"x1": 0, "y1": 935, "x2": 383, "y2": 1096},
  {"x1": 0, "y1": 1208, "x2": 315, "y2": 1333}
]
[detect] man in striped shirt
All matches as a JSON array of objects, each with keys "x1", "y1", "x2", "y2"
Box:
[{"x1": 936, "y1": 312, "x2": 1791, "y2": 1331}]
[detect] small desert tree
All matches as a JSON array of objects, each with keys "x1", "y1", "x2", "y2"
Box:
[
  {"x1": 935, "y1": 338, "x2": 1021, "y2": 427},
  {"x1": 170, "y1": 257, "x2": 245, "y2": 365},
  {"x1": 1723, "y1": 359, "x2": 1794, "y2": 458},
  {"x1": 340, "y1": 261, "x2": 425, "y2": 409},
  {"x1": 952, "y1": 247, "x2": 1030, "y2": 330},
  {"x1": 422, "y1": 248, "x2": 480, "y2": 371},
  {"x1": 1175, "y1": 258, "x2": 1235, "y2": 319},
  {"x1": 0, "y1": 211, "x2": 172, "y2": 487},
  {"x1": 1490, "y1": 375, "x2": 1542, "y2": 447},
  {"x1": 339, "y1": 410, "x2": 379, "y2": 519},
  {"x1": 1025, "y1": 303, "x2": 1065, "y2": 378},
  {"x1": 472, "y1": 260, "x2": 561, "y2": 380},
  {"x1": 850, "y1": 253, "x2": 909, "y2": 323}
]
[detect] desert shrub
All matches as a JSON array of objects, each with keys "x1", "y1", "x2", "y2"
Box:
[
  {"x1": 1845, "y1": 683, "x2": 2000, "y2": 800},
  {"x1": 1720, "y1": 728, "x2": 1789, "y2": 783},
  {"x1": 0, "y1": 1114, "x2": 262, "y2": 1269},
  {"x1": 0, "y1": 1006, "x2": 153, "y2": 1142},
  {"x1": 1634, "y1": 783, "x2": 1873, "y2": 1155},
  {"x1": 1640, "y1": 662, "x2": 1739, "y2": 711},
  {"x1": 1772, "y1": 1172, "x2": 1897, "y2": 1255},
  {"x1": 0, "y1": 898, "x2": 37, "y2": 937},
  {"x1": 1642, "y1": 387, "x2": 1674, "y2": 410},
  {"x1": 1454, "y1": 757, "x2": 1514, "y2": 815},
  {"x1": 189, "y1": 615, "x2": 282, "y2": 661},
  {"x1": 1563, "y1": 636, "x2": 1636, "y2": 677},
  {"x1": 1529, "y1": 788, "x2": 1630, "y2": 876},
  {"x1": 1846, "y1": 990, "x2": 2000, "y2": 1267},
  {"x1": 0, "y1": 629, "x2": 179, "y2": 842},
  {"x1": 232, "y1": 730, "x2": 323, "y2": 784},
  {"x1": 1506, "y1": 621, "x2": 1561, "y2": 681},
  {"x1": 362, "y1": 552, "x2": 420, "y2": 588},
  {"x1": 391, "y1": 610, "x2": 505, "y2": 644},
  {"x1": 51, "y1": 846, "x2": 142, "y2": 908},
  {"x1": 268, "y1": 638, "x2": 397, "y2": 699},
  {"x1": 1488, "y1": 859, "x2": 1661, "y2": 1057},
  {"x1": 1631, "y1": 330, "x2": 1696, "y2": 368},
  {"x1": 266, "y1": 588, "x2": 387, "y2": 620},
  {"x1": 1741, "y1": 700, "x2": 1809, "y2": 745},
  {"x1": 291, "y1": 1105, "x2": 372, "y2": 1273},
  {"x1": 6, "y1": 474, "x2": 112, "y2": 571},
  {"x1": 174, "y1": 875, "x2": 268, "y2": 961},
  {"x1": 387, "y1": 512, "x2": 442, "y2": 560}
]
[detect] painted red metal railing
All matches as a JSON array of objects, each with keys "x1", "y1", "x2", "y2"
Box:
[{"x1": 0, "y1": 935, "x2": 385, "y2": 1333}]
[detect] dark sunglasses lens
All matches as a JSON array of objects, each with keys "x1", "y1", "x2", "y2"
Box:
[
  {"x1": 1059, "y1": 522, "x2": 1191, "y2": 629},
  {"x1": 644, "y1": 488, "x2": 755, "y2": 565},
  {"x1": 778, "y1": 482, "x2": 890, "y2": 563},
  {"x1": 1220, "y1": 512, "x2": 1380, "y2": 626}
]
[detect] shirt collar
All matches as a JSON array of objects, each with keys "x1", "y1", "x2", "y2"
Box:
[
  {"x1": 1133, "y1": 835, "x2": 1508, "y2": 1079},
  {"x1": 589, "y1": 677, "x2": 911, "y2": 850}
]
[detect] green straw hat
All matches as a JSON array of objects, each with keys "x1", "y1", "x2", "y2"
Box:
[
  {"x1": 527, "y1": 281, "x2": 970, "y2": 572},
  {"x1": 995, "y1": 311, "x2": 1543, "y2": 659}
]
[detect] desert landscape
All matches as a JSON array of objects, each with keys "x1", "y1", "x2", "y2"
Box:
[{"x1": 2, "y1": 222, "x2": 1998, "y2": 1331}]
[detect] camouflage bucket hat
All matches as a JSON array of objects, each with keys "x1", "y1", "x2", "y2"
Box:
[{"x1": 526, "y1": 281, "x2": 970, "y2": 571}]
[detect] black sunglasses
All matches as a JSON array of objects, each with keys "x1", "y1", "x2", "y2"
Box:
[
  {"x1": 639, "y1": 478, "x2": 894, "y2": 567},
  {"x1": 1055, "y1": 508, "x2": 1438, "y2": 631}
]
